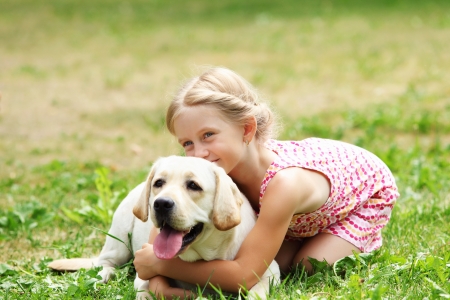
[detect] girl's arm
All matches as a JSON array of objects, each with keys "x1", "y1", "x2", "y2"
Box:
[
  {"x1": 134, "y1": 168, "x2": 323, "y2": 293},
  {"x1": 147, "y1": 275, "x2": 195, "y2": 300},
  {"x1": 135, "y1": 200, "x2": 292, "y2": 292}
]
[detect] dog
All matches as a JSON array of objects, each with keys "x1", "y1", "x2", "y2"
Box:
[{"x1": 49, "y1": 156, "x2": 280, "y2": 299}]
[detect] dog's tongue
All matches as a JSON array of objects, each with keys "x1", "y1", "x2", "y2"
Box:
[{"x1": 153, "y1": 226, "x2": 183, "y2": 260}]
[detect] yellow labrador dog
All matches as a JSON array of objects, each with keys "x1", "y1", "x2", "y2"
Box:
[{"x1": 49, "y1": 156, "x2": 279, "y2": 299}]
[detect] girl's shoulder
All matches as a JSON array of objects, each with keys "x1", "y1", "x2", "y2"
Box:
[{"x1": 264, "y1": 166, "x2": 331, "y2": 214}]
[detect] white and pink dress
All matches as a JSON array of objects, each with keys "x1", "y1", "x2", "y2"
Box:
[{"x1": 259, "y1": 138, "x2": 399, "y2": 252}]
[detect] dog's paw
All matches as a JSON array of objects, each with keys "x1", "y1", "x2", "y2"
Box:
[
  {"x1": 246, "y1": 290, "x2": 265, "y2": 300},
  {"x1": 135, "y1": 290, "x2": 153, "y2": 300},
  {"x1": 134, "y1": 279, "x2": 151, "y2": 300},
  {"x1": 97, "y1": 267, "x2": 116, "y2": 283}
]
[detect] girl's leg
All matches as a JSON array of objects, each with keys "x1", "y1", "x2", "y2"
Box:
[
  {"x1": 274, "y1": 240, "x2": 302, "y2": 274},
  {"x1": 293, "y1": 233, "x2": 360, "y2": 273}
]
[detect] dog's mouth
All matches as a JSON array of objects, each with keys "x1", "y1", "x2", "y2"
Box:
[{"x1": 153, "y1": 222, "x2": 204, "y2": 260}]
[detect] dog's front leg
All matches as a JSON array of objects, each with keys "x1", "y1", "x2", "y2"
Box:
[
  {"x1": 134, "y1": 276, "x2": 152, "y2": 300},
  {"x1": 97, "y1": 183, "x2": 148, "y2": 282},
  {"x1": 247, "y1": 260, "x2": 280, "y2": 300}
]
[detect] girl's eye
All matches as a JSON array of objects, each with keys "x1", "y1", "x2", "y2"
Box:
[
  {"x1": 183, "y1": 141, "x2": 193, "y2": 147},
  {"x1": 204, "y1": 132, "x2": 214, "y2": 139}
]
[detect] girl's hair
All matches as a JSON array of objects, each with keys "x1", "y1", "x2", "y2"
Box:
[{"x1": 166, "y1": 67, "x2": 279, "y2": 143}]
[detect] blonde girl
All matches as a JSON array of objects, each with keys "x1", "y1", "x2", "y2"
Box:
[{"x1": 133, "y1": 67, "x2": 399, "y2": 298}]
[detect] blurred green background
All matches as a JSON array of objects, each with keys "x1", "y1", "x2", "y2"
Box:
[{"x1": 2, "y1": 0, "x2": 449, "y2": 174}]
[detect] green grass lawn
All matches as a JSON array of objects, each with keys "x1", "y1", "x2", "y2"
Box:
[{"x1": 1, "y1": 0, "x2": 449, "y2": 299}]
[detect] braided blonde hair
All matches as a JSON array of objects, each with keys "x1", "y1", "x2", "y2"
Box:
[{"x1": 166, "y1": 67, "x2": 279, "y2": 143}]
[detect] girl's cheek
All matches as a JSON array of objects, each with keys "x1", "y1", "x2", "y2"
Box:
[{"x1": 184, "y1": 149, "x2": 194, "y2": 157}]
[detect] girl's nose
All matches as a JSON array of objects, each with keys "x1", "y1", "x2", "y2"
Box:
[{"x1": 194, "y1": 145, "x2": 209, "y2": 158}]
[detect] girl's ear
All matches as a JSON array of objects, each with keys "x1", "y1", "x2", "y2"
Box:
[{"x1": 243, "y1": 116, "x2": 257, "y2": 143}]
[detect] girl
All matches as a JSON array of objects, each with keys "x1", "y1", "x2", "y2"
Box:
[{"x1": 133, "y1": 67, "x2": 399, "y2": 298}]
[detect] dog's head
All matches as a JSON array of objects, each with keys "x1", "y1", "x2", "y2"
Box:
[{"x1": 133, "y1": 156, "x2": 244, "y2": 260}]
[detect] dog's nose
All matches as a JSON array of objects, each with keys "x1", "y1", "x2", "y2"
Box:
[{"x1": 154, "y1": 197, "x2": 175, "y2": 213}]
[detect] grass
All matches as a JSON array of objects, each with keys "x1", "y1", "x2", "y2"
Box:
[{"x1": 1, "y1": 0, "x2": 449, "y2": 299}]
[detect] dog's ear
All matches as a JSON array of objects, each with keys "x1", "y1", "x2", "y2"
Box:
[
  {"x1": 212, "y1": 165, "x2": 244, "y2": 231},
  {"x1": 133, "y1": 160, "x2": 159, "y2": 222}
]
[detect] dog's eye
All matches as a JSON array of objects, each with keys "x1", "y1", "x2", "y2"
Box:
[
  {"x1": 153, "y1": 179, "x2": 165, "y2": 188},
  {"x1": 186, "y1": 180, "x2": 202, "y2": 191}
]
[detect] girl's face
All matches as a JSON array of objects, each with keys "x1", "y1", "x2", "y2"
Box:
[{"x1": 173, "y1": 105, "x2": 247, "y2": 174}]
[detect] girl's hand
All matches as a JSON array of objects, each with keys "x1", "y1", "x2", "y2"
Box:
[{"x1": 134, "y1": 243, "x2": 159, "y2": 280}]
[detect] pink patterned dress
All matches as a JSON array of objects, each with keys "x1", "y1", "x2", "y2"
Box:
[{"x1": 259, "y1": 138, "x2": 399, "y2": 252}]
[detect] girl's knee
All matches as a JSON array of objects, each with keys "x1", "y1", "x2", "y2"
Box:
[
  {"x1": 291, "y1": 233, "x2": 361, "y2": 274},
  {"x1": 292, "y1": 255, "x2": 315, "y2": 274}
]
